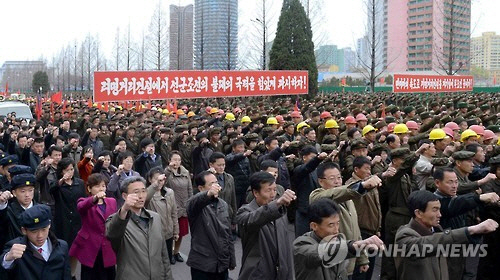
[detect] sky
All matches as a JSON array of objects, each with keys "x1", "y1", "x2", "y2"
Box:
[{"x1": 0, "y1": 0, "x2": 498, "y2": 66}]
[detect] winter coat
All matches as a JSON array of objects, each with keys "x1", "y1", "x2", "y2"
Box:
[
  {"x1": 165, "y1": 166, "x2": 193, "y2": 218},
  {"x1": 145, "y1": 185, "x2": 179, "y2": 240}
]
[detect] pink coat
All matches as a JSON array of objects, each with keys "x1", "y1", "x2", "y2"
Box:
[{"x1": 69, "y1": 196, "x2": 117, "y2": 267}]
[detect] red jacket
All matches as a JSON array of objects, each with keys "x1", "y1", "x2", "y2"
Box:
[
  {"x1": 69, "y1": 196, "x2": 117, "y2": 267},
  {"x1": 77, "y1": 157, "x2": 94, "y2": 185}
]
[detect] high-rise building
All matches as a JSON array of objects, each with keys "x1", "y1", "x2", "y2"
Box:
[
  {"x1": 169, "y1": 4, "x2": 194, "y2": 70},
  {"x1": 383, "y1": 0, "x2": 471, "y2": 73},
  {"x1": 471, "y1": 32, "x2": 500, "y2": 78},
  {"x1": 316, "y1": 45, "x2": 356, "y2": 72},
  {"x1": 194, "y1": 0, "x2": 238, "y2": 70}
]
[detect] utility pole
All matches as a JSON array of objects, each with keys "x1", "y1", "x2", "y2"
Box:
[{"x1": 262, "y1": 0, "x2": 266, "y2": 70}]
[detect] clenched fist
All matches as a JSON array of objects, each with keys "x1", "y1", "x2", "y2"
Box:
[{"x1": 5, "y1": 244, "x2": 26, "y2": 261}]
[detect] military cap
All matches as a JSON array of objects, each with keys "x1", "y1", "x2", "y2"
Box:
[
  {"x1": 279, "y1": 109, "x2": 288, "y2": 115},
  {"x1": 12, "y1": 173, "x2": 36, "y2": 190},
  {"x1": 452, "y1": 151, "x2": 475, "y2": 161},
  {"x1": 371, "y1": 143, "x2": 388, "y2": 155},
  {"x1": 244, "y1": 133, "x2": 259, "y2": 141},
  {"x1": 489, "y1": 155, "x2": 500, "y2": 165},
  {"x1": 209, "y1": 127, "x2": 221, "y2": 136},
  {"x1": 174, "y1": 125, "x2": 189, "y2": 133},
  {"x1": 430, "y1": 158, "x2": 449, "y2": 166},
  {"x1": 429, "y1": 102, "x2": 439, "y2": 108},
  {"x1": 283, "y1": 121, "x2": 294, "y2": 129},
  {"x1": 195, "y1": 132, "x2": 207, "y2": 142},
  {"x1": 386, "y1": 105, "x2": 394, "y2": 112},
  {"x1": 457, "y1": 102, "x2": 467, "y2": 109},
  {"x1": 372, "y1": 121, "x2": 385, "y2": 130},
  {"x1": 0, "y1": 155, "x2": 18, "y2": 166},
  {"x1": 390, "y1": 148, "x2": 410, "y2": 159},
  {"x1": 8, "y1": 165, "x2": 33, "y2": 177},
  {"x1": 453, "y1": 117, "x2": 465, "y2": 124},
  {"x1": 290, "y1": 141, "x2": 303, "y2": 150},
  {"x1": 352, "y1": 108, "x2": 362, "y2": 116},
  {"x1": 351, "y1": 139, "x2": 368, "y2": 150},
  {"x1": 467, "y1": 104, "x2": 475, "y2": 111},
  {"x1": 487, "y1": 125, "x2": 500, "y2": 134},
  {"x1": 384, "y1": 116, "x2": 396, "y2": 124},
  {"x1": 366, "y1": 107, "x2": 376, "y2": 114},
  {"x1": 420, "y1": 112, "x2": 432, "y2": 120},
  {"x1": 403, "y1": 106, "x2": 415, "y2": 114},
  {"x1": 322, "y1": 135, "x2": 337, "y2": 145},
  {"x1": 0, "y1": 153, "x2": 6, "y2": 161},
  {"x1": 320, "y1": 144, "x2": 336, "y2": 154},
  {"x1": 466, "y1": 119, "x2": 478, "y2": 127},
  {"x1": 480, "y1": 104, "x2": 490, "y2": 111},
  {"x1": 20, "y1": 204, "x2": 52, "y2": 230},
  {"x1": 390, "y1": 106, "x2": 400, "y2": 114}
]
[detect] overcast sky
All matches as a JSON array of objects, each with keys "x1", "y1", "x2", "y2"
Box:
[{"x1": 0, "y1": 0, "x2": 497, "y2": 66}]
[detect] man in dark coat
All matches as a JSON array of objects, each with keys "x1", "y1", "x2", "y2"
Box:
[
  {"x1": 191, "y1": 133, "x2": 213, "y2": 177},
  {"x1": 186, "y1": 171, "x2": 236, "y2": 279},
  {"x1": 258, "y1": 136, "x2": 291, "y2": 190},
  {"x1": 134, "y1": 138, "x2": 162, "y2": 178},
  {"x1": 225, "y1": 139, "x2": 252, "y2": 208},
  {"x1": 235, "y1": 172, "x2": 296, "y2": 280},
  {"x1": 1, "y1": 204, "x2": 71, "y2": 280}
]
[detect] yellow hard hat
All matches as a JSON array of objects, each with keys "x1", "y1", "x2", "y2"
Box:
[
  {"x1": 362, "y1": 125, "x2": 376, "y2": 136},
  {"x1": 176, "y1": 109, "x2": 185, "y2": 116},
  {"x1": 162, "y1": 109, "x2": 169, "y2": 114},
  {"x1": 325, "y1": 119, "x2": 340, "y2": 129},
  {"x1": 393, "y1": 124, "x2": 409, "y2": 134},
  {"x1": 241, "y1": 116, "x2": 252, "y2": 123},
  {"x1": 210, "y1": 108, "x2": 219, "y2": 114},
  {"x1": 225, "y1": 112, "x2": 236, "y2": 121},
  {"x1": 187, "y1": 111, "x2": 196, "y2": 118},
  {"x1": 297, "y1": 121, "x2": 310, "y2": 132},
  {"x1": 429, "y1": 129, "x2": 447, "y2": 140},
  {"x1": 461, "y1": 129, "x2": 478, "y2": 142},
  {"x1": 267, "y1": 117, "x2": 279, "y2": 125}
]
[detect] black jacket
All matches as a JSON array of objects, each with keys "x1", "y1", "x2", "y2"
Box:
[
  {"x1": 434, "y1": 190, "x2": 483, "y2": 229},
  {"x1": 1, "y1": 233, "x2": 71, "y2": 280},
  {"x1": 186, "y1": 191, "x2": 235, "y2": 273},
  {"x1": 133, "y1": 153, "x2": 163, "y2": 178},
  {"x1": 258, "y1": 147, "x2": 291, "y2": 189},
  {"x1": 292, "y1": 156, "x2": 322, "y2": 214},
  {"x1": 225, "y1": 152, "x2": 251, "y2": 192}
]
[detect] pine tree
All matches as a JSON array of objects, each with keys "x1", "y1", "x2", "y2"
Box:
[{"x1": 270, "y1": 0, "x2": 318, "y2": 97}]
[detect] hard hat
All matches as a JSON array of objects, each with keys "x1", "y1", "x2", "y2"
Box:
[
  {"x1": 225, "y1": 112, "x2": 236, "y2": 121},
  {"x1": 356, "y1": 113, "x2": 368, "y2": 122},
  {"x1": 210, "y1": 108, "x2": 219, "y2": 114},
  {"x1": 429, "y1": 129, "x2": 447, "y2": 140},
  {"x1": 276, "y1": 115, "x2": 284, "y2": 123},
  {"x1": 387, "y1": 123, "x2": 397, "y2": 133},
  {"x1": 406, "y1": 121, "x2": 419, "y2": 130},
  {"x1": 345, "y1": 116, "x2": 357, "y2": 124},
  {"x1": 205, "y1": 106, "x2": 212, "y2": 114},
  {"x1": 267, "y1": 117, "x2": 279, "y2": 125},
  {"x1": 469, "y1": 125, "x2": 485, "y2": 136},
  {"x1": 241, "y1": 116, "x2": 252, "y2": 123},
  {"x1": 233, "y1": 107, "x2": 242, "y2": 114},
  {"x1": 187, "y1": 111, "x2": 196, "y2": 118},
  {"x1": 290, "y1": 111, "x2": 302, "y2": 118},
  {"x1": 218, "y1": 109, "x2": 224, "y2": 115},
  {"x1": 461, "y1": 129, "x2": 478, "y2": 142},
  {"x1": 151, "y1": 107, "x2": 158, "y2": 111},
  {"x1": 162, "y1": 109, "x2": 169, "y2": 114},
  {"x1": 297, "y1": 121, "x2": 310, "y2": 131},
  {"x1": 181, "y1": 105, "x2": 188, "y2": 110},
  {"x1": 325, "y1": 119, "x2": 340, "y2": 129},
  {"x1": 320, "y1": 111, "x2": 332, "y2": 119},
  {"x1": 445, "y1": 122, "x2": 460, "y2": 131},
  {"x1": 393, "y1": 124, "x2": 409, "y2": 134},
  {"x1": 483, "y1": 129, "x2": 495, "y2": 141},
  {"x1": 443, "y1": 127, "x2": 454, "y2": 139},
  {"x1": 176, "y1": 109, "x2": 185, "y2": 116},
  {"x1": 362, "y1": 125, "x2": 376, "y2": 136}
]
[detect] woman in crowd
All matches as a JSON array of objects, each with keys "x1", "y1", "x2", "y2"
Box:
[
  {"x1": 92, "y1": 150, "x2": 117, "y2": 182},
  {"x1": 165, "y1": 150, "x2": 192, "y2": 263},
  {"x1": 145, "y1": 167, "x2": 179, "y2": 265},
  {"x1": 69, "y1": 173, "x2": 117, "y2": 280},
  {"x1": 78, "y1": 145, "x2": 95, "y2": 184},
  {"x1": 50, "y1": 157, "x2": 86, "y2": 278}
]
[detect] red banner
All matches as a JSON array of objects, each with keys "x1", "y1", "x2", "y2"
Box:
[
  {"x1": 93, "y1": 70, "x2": 309, "y2": 102},
  {"x1": 393, "y1": 74, "x2": 473, "y2": 93}
]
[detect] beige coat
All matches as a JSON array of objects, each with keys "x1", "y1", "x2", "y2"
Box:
[
  {"x1": 146, "y1": 185, "x2": 179, "y2": 240},
  {"x1": 165, "y1": 166, "x2": 193, "y2": 218}
]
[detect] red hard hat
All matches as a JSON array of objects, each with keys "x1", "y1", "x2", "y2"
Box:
[
  {"x1": 406, "y1": 121, "x2": 419, "y2": 130},
  {"x1": 320, "y1": 111, "x2": 332, "y2": 119},
  {"x1": 387, "y1": 123, "x2": 397, "y2": 133},
  {"x1": 233, "y1": 107, "x2": 242, "y2": 114},
  {"x1": 356, "y1": 113, "x2": 368, "y2": 122},
  {"x1": 218, "y1": 109, "x2": 224, "y2": 115},
  {"x1": 181, "y1": 105, "x2": 188, "y2": 110},
  {"x1": 483, "y1": 129, "x2": 495, "y2": 141},
  {"x1": 345, "y1": 116, "x2": 356, "y2": 124},
  {"x1": 445, "y1": 122, "x2": 460, "y2": 131},
  {"x1": 290, "y1": 111, "x2": 302, "y2": 118},
  {"x1": 469, "y1": 125, "x2": 485, "y2": 136},
  {"x1": 443, "y1": 127, "x2": 454, "y2": 140},
  {"x1": 205, "y1": 106, "x2": 212, "y2": 114},
  {"x1": 276, "y1": 115, "x2": 284, "y2": 123}
]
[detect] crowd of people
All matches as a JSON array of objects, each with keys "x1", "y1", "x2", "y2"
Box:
[{"x1": 1, "y1": 91, "x2": 500, "y2": 280}]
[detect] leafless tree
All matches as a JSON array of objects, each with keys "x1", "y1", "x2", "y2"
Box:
[
  {"x1": 146, "y1": 0, "x2": 169, "y2": 70},
  {"x1": 113, "y1": 27, "x2": 122, "y2": 71},
  {"x1": 433, "y1": 0, "x2": 471, "y2": 75}
]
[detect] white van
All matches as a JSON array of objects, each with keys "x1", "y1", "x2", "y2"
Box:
[{"x1": 0, "y1": 101, "x2": 33, "y2": 120}]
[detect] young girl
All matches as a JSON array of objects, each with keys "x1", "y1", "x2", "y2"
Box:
[
  {"x1": 145, "y1": 167, "x2": 179, "y2": 264},
  {"x1": 70, "y1": 173, "x2": 117, "y2": 280}
]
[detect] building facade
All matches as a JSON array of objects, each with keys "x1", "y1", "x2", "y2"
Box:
[
  {"x1": 194, "y1": 0, "x2": 238, "y2": 70},
  {"x1": 471, "y1": 32, "x2": 500, "y2": 78},
  {"x1": 169, "y1": 4, "x2": 194, "y2": 70},
  {"x1": 383, "y1": 0, "x2": 471, "y2": 74},
  {"x1": 0, "y1": 61, "x2": 46, "y2": 93}
]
